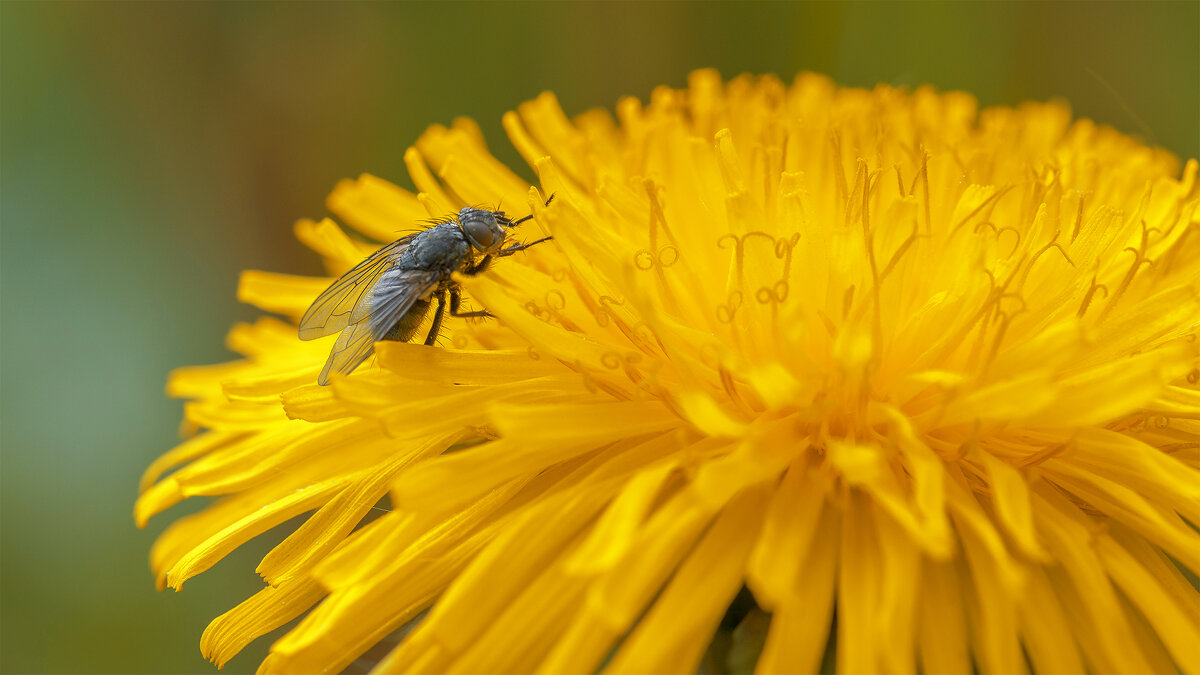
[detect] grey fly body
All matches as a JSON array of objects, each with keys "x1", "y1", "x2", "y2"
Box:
[{"x1": 299, "y1": 196, "x2": 553, "y2": 385}]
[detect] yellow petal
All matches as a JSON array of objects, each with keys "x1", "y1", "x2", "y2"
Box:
[
  {"x1": 416, "y1": 124, "x2": 530, "y2": 209},
  {"x1": 373, "y1": 343, "x2": 569, "y2": 386},
  {"x1": 917, "y1": 557, "x2": 971, "y2": 675},
  {"x1": 166, "y1": 360, "x2": 250, "y2": 400},
  {"x1": 393, "y1": 401, "x2": 677, "y2": 512},
  {"x1": 201, "y1": 573, "x2": 326, "y2": 668},
  {"x1": 872, "y1": 502, "x2": 921, "y2": 675},
  {"x1": 980, "y1": 452, "x2": 1049, "y2": 561},
  {"x1": 1041, "y1": 459, "x2": 1200, "y2": 573},
  {"x1": 183, "y1": 400, "x2": 290, "y2": 431},
  {"x1": 745, "y1": 459, "x2": 825, "y2": 609},
  {"x1": 565, "y1": 460, "x2": 679, "y2": 575},
  {"x1": 292, "y1": 217, "x2": 372, "y2": 272},
  {"x1": 1028, "y1": 347, "x2": 1186, "y2": 427},
  {"x1": 326, "y1": 173, "x2": 427, "y2": 242},
  {"x1": 1031, "y1": 485, "x2": 1158, "y2": 674},
  {"x1": 256, "y1": 431, "x2": 459, "y2": 586},
  {"x1": 604, "y1": 484, "x2": 769, "y2": 675},
  {"x1": 955, "y1": 506, "x2": 1027, "y2": 675},
  {"x1": 536, "y1": 455, "x2": 745, "y2": 674},
  {"x1": 137, "y1": 430, "x2": 243, "y2": 494},
  {"x1": 443, "y1": 563, "x2": 587, "y2": 675},
  {"x1": 1094, "y1": 532, "x2": 1200, "y2": 673},
  {"x1": 836, "y1": 492, "x2": 884, "y2": 675},
  {"x1": 398, "y1": 480, "x2": 616, "y2": 661},
  {"x1": 676, "y1": 389, "x2": 749, "y2": 438},
  {"x1": 263, "y1": 529, "x2": 483, "y2": 675},
  {"x1": 163, "y1": 477, "x2": 344, "y2": 590},
  {"x1": 236, "y1": 270, "x2": 326, "y2": 320},
  {"x1": 221, "y1": 365, "x2": 315, "y2": 403},
  {"x1": 754, "y1": 508, "x2": 838, "y2": 675},
  {"x1": 280, "y1": 383, "x2": 355, "y2": 423},
  {"x1": 928, "y1": 371, "x2": 1058, "y2": 428},
  {"x1": 1016, "y1": 566, "x2": 1086, "y2": 675}
]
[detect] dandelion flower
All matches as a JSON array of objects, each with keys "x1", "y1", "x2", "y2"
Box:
[{"x1": 138, "y1": 70, "x2": 1200, "y2": 675}]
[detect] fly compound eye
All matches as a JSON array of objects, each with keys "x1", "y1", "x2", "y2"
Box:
[{"x1": 461, "y1": 211, "x2": 500, "y2": 251}]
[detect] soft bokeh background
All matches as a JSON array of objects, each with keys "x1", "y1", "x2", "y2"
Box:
[{"x1": 2, "y1": 2, "x2": 1196, "y2": 673}]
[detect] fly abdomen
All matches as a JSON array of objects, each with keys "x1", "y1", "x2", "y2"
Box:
[
  {"x1": 382, "y1": 298, "x2": 431, "y2": 342},
  {"x1": 367, "y1": 267, "x2": 438, "y2": 340}
]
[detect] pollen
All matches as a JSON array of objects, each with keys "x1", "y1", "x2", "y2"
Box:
[{"x1": 140, "y1": 70, "x2": 1200, "y2": 675}]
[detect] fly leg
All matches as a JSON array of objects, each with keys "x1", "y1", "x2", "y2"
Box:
[
  {"x1": 499, "y1": 194, "x2": 554, "y2": 256},
  {"x1": 497, "y1": 236, "x2": 553, "y2": 257},
  {"x1": 424, "y1": 291, "x2": 447, "y2": 346},
  {"x1": 465, "y1": 254, "x2": 493, "y2": 277},
  {"x1": 449, "y1": 288, "x2": 491, "y2": 320}
]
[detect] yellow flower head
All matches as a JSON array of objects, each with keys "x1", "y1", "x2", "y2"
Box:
[{"x1": 138, "y1": 70, "x2": 1200, "y2": 675}]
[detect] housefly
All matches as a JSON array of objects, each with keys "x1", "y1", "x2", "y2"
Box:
[{"x1": 298, "y1": 196, "x2": 553, "y2": 385}]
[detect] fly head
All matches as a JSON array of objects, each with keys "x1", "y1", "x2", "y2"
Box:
[{"x1": 458, "y1": 208, "x2": 506, "y2": 254}]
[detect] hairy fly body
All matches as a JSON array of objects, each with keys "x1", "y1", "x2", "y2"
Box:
[{"x1": 298, "y1": 198, "x2": 552, "y2": 385}]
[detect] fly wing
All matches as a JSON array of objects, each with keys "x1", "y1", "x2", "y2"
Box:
[
  {"x1": 298, "y1": 235, "x2": 414, "y2": 340},
  {"x1": 315, "y1": 268, "x2": 440, "y2": 385},
  {"x1": 317, "y1": 320, "x2": 376, "y2": 385},
  {"x1": 366, "y1": 268, "x2": 440, "y2": 338}
]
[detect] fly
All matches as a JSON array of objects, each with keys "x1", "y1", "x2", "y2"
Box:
[{"x1": 298, "y1": 196, "x2": 554, "y2": 385}]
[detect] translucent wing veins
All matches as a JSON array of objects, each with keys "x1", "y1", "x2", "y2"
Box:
[
  {"x1": 314, "y1": 268, "x2": 440, "y2": 385},
  {"x1": 298, "y1": 236, "x2": 413, "y2": 340}
]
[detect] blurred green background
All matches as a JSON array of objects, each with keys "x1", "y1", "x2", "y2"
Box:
[{"x1": 1, "y1": 2, "x2": 1196, "y2": 673}]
